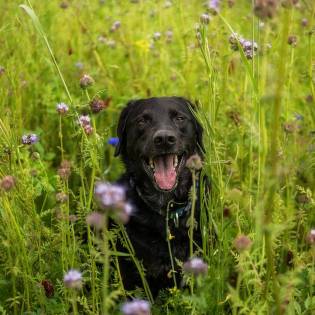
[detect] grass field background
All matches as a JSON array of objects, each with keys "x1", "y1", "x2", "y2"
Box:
[{"x1": 0, "y1": 0, "x2": 315, "y2": 314}]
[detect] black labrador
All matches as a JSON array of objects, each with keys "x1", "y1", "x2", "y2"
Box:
[{"x1": 115, "y1": 96, "x2": 204, "y2": 296}]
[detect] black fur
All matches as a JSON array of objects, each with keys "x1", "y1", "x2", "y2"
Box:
[{"x1": 115, "y1": 96, "x2": 203, "y2": 296}]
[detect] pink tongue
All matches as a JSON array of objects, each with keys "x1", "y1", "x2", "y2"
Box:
[{"x1": 153, "y1": 155, "x2": 176, "y2": 190}]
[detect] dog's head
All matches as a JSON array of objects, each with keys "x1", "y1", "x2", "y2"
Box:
[{"x1": 115, "y1": 97, "x2": 203, "y2": 192}]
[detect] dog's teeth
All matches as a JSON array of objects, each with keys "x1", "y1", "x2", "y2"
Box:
[
  {"x1": 174, "y1": 155, "x2": 178, "y2": 167},
  {"x1": 149, "y1": 158, "x2": 154, "y2": 169}
]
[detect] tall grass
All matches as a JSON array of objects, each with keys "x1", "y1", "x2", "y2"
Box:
[{"x1": 0, "y1": 0, "x2": 315, "y2": 314}]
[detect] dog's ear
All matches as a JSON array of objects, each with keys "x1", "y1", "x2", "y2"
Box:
[
  {"x1": 180, "y1": 98, "x2": 204, "y2": 154},
  {"x1": 114, "y1": 100, "x2": 138, "y2": 157}
]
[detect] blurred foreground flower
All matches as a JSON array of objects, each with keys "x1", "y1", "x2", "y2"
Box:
[
  {"x1": 64, "y1": 269, "x2": 82, "y2": 289},
  {"x1": 94, "y1": 182, "x2": 133, "y2": 224},
  {"x1": 183, "y1": 257, "x2": 208, "y2": 276},
  {"x1": 79, "y1": 74, "x2": 94, "y2": 88},
  {"x1": 86, "y1": 212, "x2": 105, "y2": 231},
  {"x1": 56, "y1": 102, "x2": 69, "y2": 114},
  {"x1": 107, "y1": 137, "x2": 119, "y2": 147},
  {"x1": 234, "y1": 234, "x2": 252, "y2": 252},
  {"x1": 56, "y1": 192, "x2": 68, "y2": 203},
  {"x1": 0, "y1": 175, "x2": 15, "y2": 191},
  {"x1": 22, "y1": 133, "x2": 39, "y2": 145},
  {"x1": 205, "y1": 0, "x2": 220, "y2": 14},
  {"x1": 306, "y1": 229, "x2": 315, "y2": 245},
  {"x1": 121, "y1": 299, "x2": 151, "y2": 315}
]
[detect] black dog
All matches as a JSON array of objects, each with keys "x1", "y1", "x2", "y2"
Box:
[{"x1": 115, "y1": 96, "x2": 204, "y2": 296}]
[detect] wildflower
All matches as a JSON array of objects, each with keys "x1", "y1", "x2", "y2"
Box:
[
  {"x1": 165, "y1": 30, "x2": 173, "y2": 43},
  {"x1": 301, "y1": 18, "x2": 308, "y2": 27},
  {"x1": 56, "y1": 192, "x2": 68, "y2": 203},
  {"x1": 205, "y1": 0, "x2": 220, "y2": 14},
  {"x1": 0, "y1": 175, "x2": 15, "y2": 191},
  {"x1": 57, "y1": 160, "x2": 71, "y2": 180},
  {"x1": 94, "y1": 182, "x2": 126, "y2": 208},
  {"x1": 83, "y1": 124, "x2": 93, "y2": 135},
  {"x1": 63, "y1": 269, "x2": 83, "y2": 289},
  {"x1": 86, "y1": 212, "x2": 105, "y2": 230},
  {"x1": 288, "y1": 35, "x2": 297, "y2": 47},
  {"x1": 164, "y1": 0, "x2": 172, "y2": 8},
  {"x1": 0, "y1": 66, "x2": 5, "y2": 76},
  {"x1": 153, "y1": 32, "x2": 161, "y2": 41},
  {"x1": 186, "y1": 154, "x2": 203, "y2": 171},
  {"x1": 306, "y1": 229, "x2": 315, "y2": 245},
  {"x1": 78, "y1": 115, "x2": 91, "y2": 127},
  {"x1": 183, "y1": 257, "x2": 208, "y2": 276},
  {"x1": 110, "y1": 20, "x2": 121, "y2": 32},
  {"x1": 234, "y1": 234, "x2": 252, "y2": 252},
  {"x1": 229, "y1": 33, "x2": 258, "y2": 59},
  {"x1": 200, "y1": 13, "x2": 211, "y2": 25},
  {"x1": 254, "y1": 0, "x2": 277, "y2": 19},
  {"x1": 121, "y1": 299, "x2": 151, "y2": 315},
  {"x1": 107, "y1": 137, "x2": 119, "y2": 147},
  {"x1": 75, "y1": 61, "x2": 84, "y2": 70},
  {"x1": 90, "y1": 98, "x2": 110, "y2": 113},
  {"x1": 56, "y1": 102, "x2": 69, "y2": 114},
  {"x1": 79, "y1": 74, "x2": 94, "y2": 88},
  {"x1": 22, "y1": 133, "x2": 39, "y2": 145},
  {"x1": 41, "y1": 279, "x2": 54, "y2": 298}
]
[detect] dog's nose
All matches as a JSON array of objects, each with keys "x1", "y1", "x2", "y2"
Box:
[{"x1": 153, "y1": 130, "x2": 177, "y2": 147}]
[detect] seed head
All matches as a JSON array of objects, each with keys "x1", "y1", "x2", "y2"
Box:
[
  {"x1": 63, "y1": 269, "x2": 83, "y2": 289},
  {"x1": 183, "y1": 257, "x2": 208, "y2": 276},
  {"x1": 186, "y1": 154, "x2": 203, "y2": 171},
  {"x1": 79, "y1": 74, "x2": 94, "y2": 88},
  {"x1": 121, "y1": 299, "x2": 151, "y2": 315},
  {"x1": 56, "y1": 102, "x2": 69, "y2": 114},
  {"x1": 89, "y1": 98, "x2": 108, "y2": 113},
  {"x1": 306, "y1": 229, "x2": 315, "y2": 245},
  {"x1": 234, "y1": 234, "x2": 252, "y2": 252},
  {"x1": 0, "y1": 175, "x2": 16, "y2": 191}
]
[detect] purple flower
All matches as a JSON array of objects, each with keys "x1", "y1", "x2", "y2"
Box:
[
  {"x1": 110, "y1": 20, "x2": 121, "y2": 32},
  {"x1": 121, "y1": 299, "x2": 151, "y2": 315},
  {"x1": 205, "y1": 0, "x2": 220, "y2": 13},
  {"x1": 78, "y1": 115, "x2": 91, "y2": 127},
  {"x1": 22, "y1": 133, "x2": 39, "y2": 145},
  {"x1": 86, "y1": 212, "x2": 105, "y2": 230},
  {"x1": 94, "y1": 182, "x2": 126, "y2": 208},
  {"x1": 63, "y1": 269, "x2": 82, "y2": 289},
  {"x1": 183, "y1": 257, "x2": 208, "y2": 276},
  {"x1": 56, "y1": 102, "x2": 69, "y2": 114},
  {"x1": 107, "y1": 137, "x2": 119, "y2": 146}
]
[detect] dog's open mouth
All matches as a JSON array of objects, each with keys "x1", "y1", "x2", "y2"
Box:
[{"x1": 143, "y1": 154, "x2": 185, "y2": 191}]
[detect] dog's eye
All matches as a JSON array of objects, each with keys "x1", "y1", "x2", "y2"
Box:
[{"x1": 137, "y1": 117, "x2": 149, "y2": 127}]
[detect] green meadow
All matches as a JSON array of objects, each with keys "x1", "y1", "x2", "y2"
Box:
[{"x1": 0, "y1": 0, "x2": 315, "y2": 314}]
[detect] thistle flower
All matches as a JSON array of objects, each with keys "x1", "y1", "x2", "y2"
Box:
[
  {"x1": 57, "y1": 160, "x2": 71, "y2": 180},
  {"x1": 121, "y1": 299, "x2": 151, "y2": 315},
  {"x1": 22, "y1": 134, "x2": 39, "y2": 145},
  {"x1": 306, "y1": 229, "x2": 315, "y2": 245},
  {"x1": 200, "y1": 13, "x2": 211, "y2": 24},
  {"x1": 56, "y1": 102, "x2": 69, "y2": 114},
  {"x1": 107, "y1": 137, "x2": 119, "y2": 146},
  {"x1": 78, "y1": 115, "x2": 91, "y2": 127},
  {"x1": 63, "y1": 269, "x2": 82, "y2": 289},
  {"x1": 79, "y1": 74, "x2": 94, "y2": 88},
  {"x1": 234, "y1": 234, "x2": 252, "y2": 252},
  {"x1": 86, "y1": 211, "x2": 105, "y2": 230},
  {"x1": 0, "y1": 175, "x2": 15, "y2": 191},
  {"x1": 90, "y1": 98, "x2": 110, "y2": 113},
  {"x1": 186, "y1": 154, "x2": 203, "y2": 171},
  {"x1": 183, "y1": 257, "x2": 208, "y2": 276}
]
